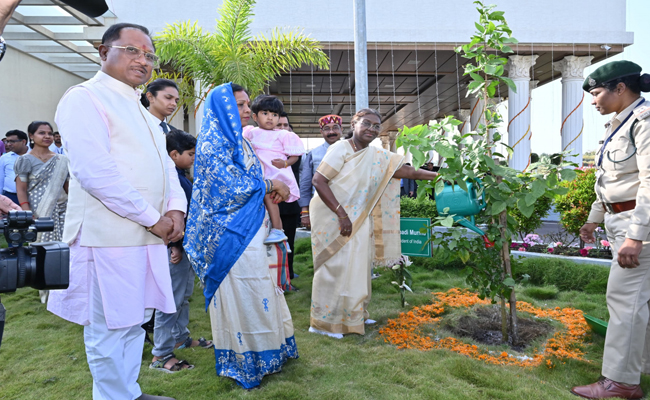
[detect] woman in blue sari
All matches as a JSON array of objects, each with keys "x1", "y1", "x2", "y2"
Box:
[{"x1": 184, "y1": 83, "x2": 298, "y2": 389}]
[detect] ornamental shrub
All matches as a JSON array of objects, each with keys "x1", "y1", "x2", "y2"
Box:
[
  {"x1": 510, "y1": 192, "x2": 553, "y2": 241},
  {"x1": 400, "y1": 196, "x2": 438, "y2": 219},
  {"x1": 554, "y1": 168, "x2": 597, "y2": 239}
]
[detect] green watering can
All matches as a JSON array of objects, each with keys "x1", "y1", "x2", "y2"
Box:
[{"x1": 434, "y1": 179, "x2": 495, "y2": 248}]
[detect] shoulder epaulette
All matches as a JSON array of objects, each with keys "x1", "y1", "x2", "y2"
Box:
[{"x1": 633, "y1": 105, "x2": 650, "y2": 120}]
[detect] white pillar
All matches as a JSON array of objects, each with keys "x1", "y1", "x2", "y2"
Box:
[
  {"x1": 353, "y1": 0, "x2": 368, "y2": 110},
  {"x1": 457, "y1": 109, "x2": 471, "y2": 135},
  {"x1": 528, "y1": 80, "x2": 538, "y2": 158},
  {"x1": 193, "y1": 80, "x2": 205, "y2": 137},
  {"x1": 553, "y1": 55, "x2": 593, "y2": 166},
  {"x1": 506, "y1": 55, "x2": 538, "y2": 171},
  {"x1": 469, "y1": 97, "x2": 485, "y2": 132}
]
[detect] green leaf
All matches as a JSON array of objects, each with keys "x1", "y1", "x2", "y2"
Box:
[
  {"x1": 498, "y1": 182, "x2": 512, "y2": 193},
  {"x1": 531, "y1": 179, "x2": 547, "y2": 198},
  {"x1": 469, "y1": 72, "x2": 484, "y2": 82},
  {"x1": 435, "y1": 179, "x2": 445, "y2": 196},
  {"x1": 517, "y1": 198, "x2": 534, "y2": 218},
  {"x1": 560, "y1": 168, "x2": 577, "y2": 181},
  {"x1": 485, "y1": 64, "x2": 498, "y2": 75},
  {"x1": 501, "y1": 76, "x2": 517, "y2": 92},
  {"x1": 435, "y1": 142, "x2": 456, "y2": 158},
  {"x1": 440, "y1": 216, "x2": 455, "y2": 228},
  {"x1": 459, "y1": 248, "x2": 470, "y2": 263},
  {"x1": 467, "y1": 81, "x2": 483, "y2": 92},
  {"x1": 525, "y1": 192, "x2": 536, "y2": 206},
  {"x1": 411, "y1": 147, "x2": 425, "y2": 168},
  {"x1": 491, "y1": 201, "x2": 507, "y2": 215},
  {"x1": 503, "y1": 277, "x2": 516, "y2": 287},
  {"x1": 488, "y1": 11, "x2": 505, "y2": 20},
  {"x1": 475, "y1": 22, "x2": 486, "y2": 33},
  {"x1": 502, "y1": 37, "x2": 519, "y2": 44},
  {"x1": 552, "y1": 187, "x2": 569, "y2": 195}
]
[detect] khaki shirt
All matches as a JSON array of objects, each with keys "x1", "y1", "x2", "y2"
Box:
[{"x1": 587, "y1": 97, "x2": 650, "y2": 240}]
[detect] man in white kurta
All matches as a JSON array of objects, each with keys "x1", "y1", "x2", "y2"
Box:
[{"x1": 47, "y1": 24, "x2": 186, "y2": 400}]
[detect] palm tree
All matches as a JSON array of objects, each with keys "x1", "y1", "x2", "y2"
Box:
[{"x1": 154, "y1": 0, "x2": 329, "y2": 112}]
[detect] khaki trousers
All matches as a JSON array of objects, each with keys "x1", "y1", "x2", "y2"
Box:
[{"x1": 602, "y1": 210, "x2": 650, "y2": 384}]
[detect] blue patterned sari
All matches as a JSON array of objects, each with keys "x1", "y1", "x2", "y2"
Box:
[
  {"x1": 184, "y1": 83, "x2": 266, "y2": 307},
  {"x1": 184, "y1": 83, "x2": 298, "y2": 389}
]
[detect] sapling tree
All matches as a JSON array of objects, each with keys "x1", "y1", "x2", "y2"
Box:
[{"x1": 397, "y1": 1, "x2": 576, "y2": 344}]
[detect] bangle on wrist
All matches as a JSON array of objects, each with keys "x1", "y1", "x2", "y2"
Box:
[
  {"x1": 338, "y1": 214, "x2": 349, "y2": 220},
  {"x1": 284, "y1": 160, "x2": 288, "y2": 168},
  {"x1": 335, "y1": 204, "x2": 342, "y2": 212},
  {"x1": 19, "y1": 201, "x2": 29, "y2": 206},
  {"x1": 265, "y1": 179, "x2": 274, "y2": 194}
]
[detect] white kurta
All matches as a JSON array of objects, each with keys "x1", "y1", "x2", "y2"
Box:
[{"x1": 47, "y1": 71, "x2": 187, "y2": 329}]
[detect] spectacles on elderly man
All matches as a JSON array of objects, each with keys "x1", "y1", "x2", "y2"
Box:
[
  {"x1": 107, "y1": 45, "x2": 159, "y2": 67},
  {"x1": 321, "y1": 125, "x2": 342, "y2": 133},
  {"x1": 0, "y1": 36, "x2": 6, "y2": 63},
  {"x1": 359, "y1": 119, "x2": 382, "y2": 131}
]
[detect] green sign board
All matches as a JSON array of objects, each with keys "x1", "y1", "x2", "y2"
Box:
[{"x1": 400, "y1": 218, "x2": 431, "y2": 257}]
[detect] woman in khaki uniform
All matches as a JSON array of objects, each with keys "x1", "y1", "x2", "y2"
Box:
[{"x1": 573, "y1": 61, "x2": 650, "y2": 400}]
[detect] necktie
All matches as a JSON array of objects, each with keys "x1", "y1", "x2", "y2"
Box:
[{"x1": 160, "y1": 121, "x2": 169, "y2": 134}]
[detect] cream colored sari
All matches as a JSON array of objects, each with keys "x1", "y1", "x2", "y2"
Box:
[{"x1": 309, "y1": 141, "x2": 404, "y2": 335}]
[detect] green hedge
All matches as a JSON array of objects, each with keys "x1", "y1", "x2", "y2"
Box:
[
  {"x1": 410, "y1": 253, "x2": 467, "y2": 271},
  {"x1": 513, "y1": 257, "x2": 609, "y2": 294},
  {"x1": 400, "y1": 196, "x2": 438, "y2": 218},
  {"x1": 411, "y1": 248, "x2": 609, "y2": 295}
]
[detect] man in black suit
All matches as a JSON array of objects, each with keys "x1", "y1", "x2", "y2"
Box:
[{"x1": 277, "y1": 113, "x2": 301, "y2": 290}]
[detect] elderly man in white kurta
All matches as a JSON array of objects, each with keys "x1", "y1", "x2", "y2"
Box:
[{"x1": 47, "y1": 23, "x2": 186, "y2": 400}]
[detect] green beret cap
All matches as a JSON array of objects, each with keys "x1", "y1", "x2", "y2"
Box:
[{"x1": 583, "y1": 60, "x2": 642, "y2": 92}]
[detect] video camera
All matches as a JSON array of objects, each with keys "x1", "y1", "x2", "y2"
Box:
[
  {"x1": 0, "y1": 211, "x2": 69, "y2": 350},
  {"x1": 0, "y1": 211, "x2": 69, "y2": 293}
]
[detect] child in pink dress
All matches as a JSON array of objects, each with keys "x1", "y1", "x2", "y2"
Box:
[{"x1": 244, "y1": 95, "x2": 305, "y2": 245}]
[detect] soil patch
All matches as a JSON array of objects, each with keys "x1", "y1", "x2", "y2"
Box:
[{"x1": 444, "y1": 306, "x2": 554, "y2": 351}]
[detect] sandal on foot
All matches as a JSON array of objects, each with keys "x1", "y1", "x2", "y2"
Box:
[
  {"x1": 176, "y1": 336, "x2": 214, "y2": 350},
  {"x1": 149, "y1": 353, "x2": 194, "y2": 374}
]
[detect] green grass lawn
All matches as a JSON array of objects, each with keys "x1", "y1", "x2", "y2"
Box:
[{"x1": 0, "y1": 238, "x2": 645, "y2": 400}]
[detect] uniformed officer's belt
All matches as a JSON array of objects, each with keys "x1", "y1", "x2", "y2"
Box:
[{"x1": 602, "y1": 200, "x2": 636, "y2": 214}]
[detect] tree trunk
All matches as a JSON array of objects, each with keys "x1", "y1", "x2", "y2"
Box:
[
  {"x1": 499, "y1": 208, "x2": 519, "y2": 345},
  {"x1": 500, "y1": 297, "x2": 508, "y2": 342}
]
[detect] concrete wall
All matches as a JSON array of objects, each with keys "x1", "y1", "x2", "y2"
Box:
[
  {"x1": 105, "y1": 0, "x2": 632, "y2": 45},
  {"x1": 0, "y1": 49, "x2": 83, "y2": 135}
]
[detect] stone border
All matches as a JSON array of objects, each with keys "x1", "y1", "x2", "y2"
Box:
[{"x1": 511, "y1": 250, "x2": 611, "y2": 267}]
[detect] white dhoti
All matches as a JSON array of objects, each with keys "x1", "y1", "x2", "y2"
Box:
[{"x1": 85, "y1": 251, "x2": 154, "y2": 400}]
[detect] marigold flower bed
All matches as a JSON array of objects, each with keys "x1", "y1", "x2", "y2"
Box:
[{"x1": 378, "y1": 288, "x2": 589, "y2": 367}]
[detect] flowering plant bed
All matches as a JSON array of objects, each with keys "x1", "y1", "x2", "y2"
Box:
[
  {"x1": 512, "y1": 233, "x2": 612, "y2": 260},
  {"x1": 379, "y1": 288, "x2": 589, "y2": 368}
]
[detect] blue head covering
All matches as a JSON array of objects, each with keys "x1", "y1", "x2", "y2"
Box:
[{"x1": 184, "y1": 83, "x2": 266, "y2": 308}]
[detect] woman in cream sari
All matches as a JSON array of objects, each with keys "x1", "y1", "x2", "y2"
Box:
[
  {"x1": 16, "y1": 121, "x2": 69, "y2": 304},
  {"x1": 309, "y1": 108, "x2": 438, "y2": 338}
]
